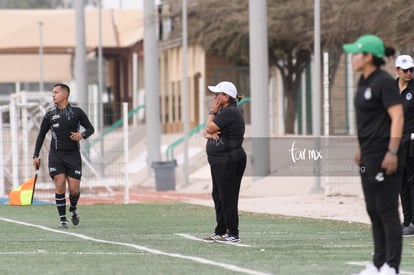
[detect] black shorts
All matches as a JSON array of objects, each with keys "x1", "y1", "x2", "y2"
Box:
[{"x1": 48, "y1": 150, "x2": 82, "y2": 180}]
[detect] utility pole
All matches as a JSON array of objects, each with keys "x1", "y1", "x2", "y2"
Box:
[
  {"x1": 311, "y1": 0, "x2": 323, "y2": 193},
  {"x1": 74, "y1": 0, "x2": 88, "y2": 110},
  {"x1": 97, "y1": 0, "x2": 103, "y2": 134},
  {"x1": 249, "y1": 0, "x2": 270, "y2": 177},
  {"x1": 97, "y1": 0, "x2": 105, "y2": 173},
  {"x1": 182, "y1": 0, "x2": 189, "y2": 186},
  {"x1": 38, "y1": 21, "x2": 44, "y2": 92},
  {"x1": 144, "y1": 0, "x2": 162, "y2": 175}
]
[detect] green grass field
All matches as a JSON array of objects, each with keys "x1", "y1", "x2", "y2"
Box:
[{"x1": 1, "y1": 203, "x2": 414, "y2": 275}]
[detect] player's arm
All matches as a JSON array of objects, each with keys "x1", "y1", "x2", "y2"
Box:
[
  {"x1": 354, "y1": 147, "x2": 361, "y2": 165},
  {"x1": 79, "y1": 110, "x2": 95, "y2": 139},
  {"x1": 32, "y1": 116, "x2": 49, "y2": 168},
  {"x1": 204, "y1": 95, "x2": 221, "y2": 139},
  {"x1": 387, "y1": 104, "x2": 403, "y2": 153},
  {"x1": 381, "y1": 104, "x2": 403, "y2": 175},
  {"x1": 205, "y1": 115, "x2": 220, "y2": 135},
  {"x1": 70, "y1": 110, "x2": 95, "y2": 141},
  {"x1": 204, "y1": 109, "x2": 221, "y2": 140}
]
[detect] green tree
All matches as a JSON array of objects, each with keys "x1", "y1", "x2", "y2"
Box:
[
  {"x1": 164, "y1": 0, "x2": 414, "y2": 134},
  {"x1": 166, "y1": 0, "x2": 318, "y2": 133}
]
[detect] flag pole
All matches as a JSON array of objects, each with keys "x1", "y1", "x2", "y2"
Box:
[{"x1": 30, "y1": 159, "x2": 40, "y2": 204}]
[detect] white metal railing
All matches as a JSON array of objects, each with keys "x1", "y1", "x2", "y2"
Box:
[
  {"x1": 0, "y1": 105, "x2": 9, "y2": 197},
  {"x1": 1, "y1": 92, "x2": 131, "y2": 203}
]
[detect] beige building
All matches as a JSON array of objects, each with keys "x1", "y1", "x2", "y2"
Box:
[
  {"x1": 158, "y1": 43, "x2": 249, "y2": 133},
  {"x1": 159, "y1": 45, "x2": 204, "y2": 132},
  {"x1": 0, "y1": 8, "x2": 249, "y2": 134},
  {"x1": 0, "y1": 9, "x2": 144, "y2": 123},
  {"x1": 0, "y1": 8, "x2": 361, "y2": 136}
]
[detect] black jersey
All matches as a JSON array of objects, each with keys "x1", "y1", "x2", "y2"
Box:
[
  {"x1": 399, "y1": 78, "x2": 414, "y2": 140},
  {"x1": 355, "y1": 69, "x2": 402, "y2": 156},
  {"x1": 206, "y1": 102, "x2": 245, "y2": 161},
  {"x1": 33, "y1": 104, "x2": 94, "y2": 157}
]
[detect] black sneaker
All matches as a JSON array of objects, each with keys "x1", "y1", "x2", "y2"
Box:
[
  {"x1": 402, "y1": 223, "x2": 414, "y2": 237},
  {"x1": 202, "y1": 233, "x2": 223, "y2": 243},
  {"x1": 214, "y1": 233, "x2": 241, "y2": 244},
  {"x1": 70, "y1": 210, "x2": 79, "y2": 226},
  {"x1": 58, "y1": 220, "x2": 68, "y2": 229}
]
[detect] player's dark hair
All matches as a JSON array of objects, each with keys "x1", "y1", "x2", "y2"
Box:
[
  {"x1": 228, "y1": 95, "x2": 244, "y2": 104},
  {"x1": 53, "y1": 83, "x2": 70, "y2": 95},
  {"x1": 370, "y1": 47, "x2": 395, "y2": 67}
]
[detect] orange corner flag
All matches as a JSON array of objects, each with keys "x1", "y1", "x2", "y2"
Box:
[{"x1": 9, "y1": 171, "x2": 38, "y2": 206}]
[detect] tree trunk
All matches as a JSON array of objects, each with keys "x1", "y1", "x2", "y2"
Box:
[
  {"x1": 284, "y1": 87, "x2": 298, "y2": 134},
  {"x1": 275, "y1": 49, "x2": 309, "y2": 135}
]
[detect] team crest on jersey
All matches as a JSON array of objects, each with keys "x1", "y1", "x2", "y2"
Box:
[
  {"x1": 406, "y1": 92, "x2": 413, "y2": 101},
  {"x1": 364, "y1": 88, "x2": 372, "y2": 100},
  {"x1": 375, "y1": 171, "x2": 384, "y2": 182},
  {"x1": 52, "y1": 114, "x2": 60, "y2": 120}
]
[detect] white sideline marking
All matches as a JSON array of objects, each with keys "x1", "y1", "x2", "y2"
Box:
[
  {"x1": 0, "y1": 217, "x2": 270, "y2": 275},
  {"x1": 175, "y1": 233, "x2": 252, "y2": 247},
  {"x1": 0, "y1": 251, "x2": 141, "y2": 255},
  {"x1": 347, "y1": 261, "x2": 414, "y2": 275}
]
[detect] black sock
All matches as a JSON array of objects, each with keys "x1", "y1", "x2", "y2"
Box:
[
  {"x1": 69, "y1": 193, "x2": 80, "y2": 212},
  {"x1": 55, "y1": 193, "x2": 66, "y2": 221}
]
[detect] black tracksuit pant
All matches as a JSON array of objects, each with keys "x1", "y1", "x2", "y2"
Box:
[
  {"x1": 209, "y1": 148, "x2": 246, "y2": 237},
  {"x1": 401, "y1": 140, "x2": 414, "y2": 226},
  {"x1": 360, "y1": 151, "x2": 405, "y2": 272}
]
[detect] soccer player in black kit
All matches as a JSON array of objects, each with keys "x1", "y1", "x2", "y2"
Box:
[
  {"x1": 343, "y1": 35, "x2": 404, "y2": 275},
  {"x1": 33, "y1": 83, "x2": 94, "y2": 229},
  {"x1": 394, "y1": 55, "x2": 414, "y2": 237}
]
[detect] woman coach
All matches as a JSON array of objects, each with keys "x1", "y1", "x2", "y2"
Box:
[{"x1": 202, "y1": 81, "x2": 246, "y2": 244}]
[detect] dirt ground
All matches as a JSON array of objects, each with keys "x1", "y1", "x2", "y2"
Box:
[{"x1": 178, "y1": 175, "x2": 371, "y2": 224}]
